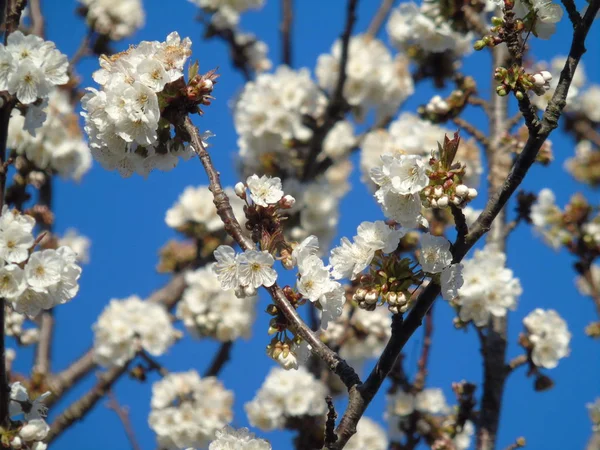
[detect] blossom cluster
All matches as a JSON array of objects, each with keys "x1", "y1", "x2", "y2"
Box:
[
  {"x1": 190, "y1": 0, "x2": 264, "y2": 28},
  {"x1": 208, "y1": 426, "x2": 271, "y2": 450},
  {"x1": 322, "y1": 303, "x2": 392, "y2": 368},
  {"x1": 58, "y1": 228, "x2": 91, "y2": 264},
  {"x1": 316, "y1": 35, "x2": 414, "y2": 119},
  {"x1": 523, "y1": 308, "x2": 571, "y2": 369},
  {"x1": 79, "y1": 0, "x2": 145, "y2": 40},
  {"x1": 5, "y1": 305, "x2": 39, "y2": 345},
  {"x1": 451, "y1": 245, "x2": 522, "y2": 327},
  {"x1": 245, "y1": 367, "x2": 327, "y2": 431},
  {"x1": 8, "y1": 382, "x2": 51, "y2": 450},
  {"x1": 0, "y1": 207, "x2": 82, "y2": 318},
  {"x1": 177, "y1": 264, "x2": 257, "y2": 341},
  {"x1": 93, "y1": 295, "x2": 179, "y2": 367},
  {"x1": 8, "y1": 89, "x2": 92, "y2": 181},
  {"x1": 530, "y1": 189, "x2": 570, "y2": 249},
  {"x1": 532, "y1": 57, "x2": 587, "y2": 111},
  {"x1": 82, "y1": 32, "x2": 209, "y2": 177},
  {"x1": 345, "y1": 417, "x2": 388, "y2": 450},
  {"x1": 234, "y1": 66, "x2": 327, "y2": 177},
  {"x1": 361, "y1": 113, "x2": 482, "y2": 192},
  {"x1": 149, "y1": 370, "x2": 233, "y2": 449},
  {"x1": 387, "y1": 388, "x2": 473, "y2": 448},
  {"x1": 213, "y1": 245, "x2": 277, "y2": 292},
  {"x1": 165, "y1": 185, "x2": 245, "y2": 234},
  {"x1": 565, "y1": 140, "x2": 600, "y2": 187},
  {"x1": 387, "y1": 3, "x2": 473, "y2": 55},
  {"x1": 0, "y1": 31, "x2": 68, "y2": 105}
]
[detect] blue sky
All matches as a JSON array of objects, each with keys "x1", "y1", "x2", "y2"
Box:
[{"x1": 11, "y1": 0, "x2": 600, "y2": 449}]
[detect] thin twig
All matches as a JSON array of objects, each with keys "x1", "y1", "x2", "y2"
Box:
[
  {"x1": 106, "y1": 391, "x2": 142, "y2": 450},
  {"x1": 451, "y1": 117, "x2": 490, "y2": 147},
  {"x1": 139, "y1": 351, "x2": 169, "y2": 377},
  {"x1": 68, "y1": 31, "x2": 92, "y2": 72},
  {"x1": 506, "y1": 111, "x2": 524, "y2": 132},
  {"x1": 505, "y1": 354, "x2": 528, "y2": 374},
  {"x1": 413, "y1": 306, "x2": 434, "y2": 390},
  {"x1": 28, "y1": 0, "x2": 44, "y2": 37},
  {"x1": 181, "y1": 116, "x2": 361, "y2": 392},
  {"x1": 365, "y1": 0, "x2": 394, "y2": 38},
  {"x1": 582, "y1": 266, "x2": 600, "y2": 319},
  {"x1": 462, "y1": 4, "x2": 490, "y2": 37},
  {"x1": 280, "y1": 0, "x2": 293, "y2": 66},
  {"x1": 46, "y1": 362, "x2": 130, "y2": 443},
  {"x1": 302, "y1": 0, "x2": 358, "y2": 180},
  {"x1": 203, "y1": 341, "x2": 233, "y2": 377}
]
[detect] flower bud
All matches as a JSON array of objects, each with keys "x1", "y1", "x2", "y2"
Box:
[
  {"x1": 491, "y1": 16, "x2": 504, "y2": 26},
  {"x1": 540, "y1": 70, "x2": 552, "y2": 82},
  {"x1": 201, "y1": 78, "x2": 214, "y2": 91},
  {"x1": 474, "y1": 40, "x2": 486, "y2": 51},
  {"x1": 354, "y1": 288, "x2": 367, "y2": 301},
  {"x1": 496, "y1": 86, "x2": 508, "y2": 96},
  {"x1": 455, "y1": 184, "x2": 469, "y2": 197},
  {"x1": 437, "y1": 196, "x2": 449, "y2": 208},
  {"x1": 234, "y1": 182, "x2": 246, "y2": 199},
  {"x1": 365, "y1": 291, "x2": 379, "y2": 305},
  {"x1": 279, "y1": 195, "x2": 296, "y2": 209},
  {"x1": 515, "y1": 90, "x2": 524, "y2": 100},
  {"x1": 433, "y1": 186, "x2": 443, "y2": 198},
  {"x1": 467, "y1": 188, "x2": 478, "y2": 199},
  {"x1": 532, "y1": 73, "x2": 546, "y2": 87},
  {"x1": 11, "y1": 437, "x2": 22, "y2": 449}
]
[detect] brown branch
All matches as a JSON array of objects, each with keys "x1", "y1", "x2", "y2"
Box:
[
  {"x1": 4, "y1": 0, "x2": 26, "y2": 41},
  {"x1": 329, "y1": 3, "x2": 600, "y2": 445},
  {"x1": 68, "y1": 31, "x2": 92, "y2": 72},
  {"x1": 46, "y1": 362, "x2": 130, "y2": 444},
  {"x1": 181, "y1": 116, "x2": 361, "y2": 392},
  {"x1": 324, "y1": 396, "x2": 338, "y2": 448},
  {"x1": 47, "y1": 274, "x2": 186, "y2": 408},
  {"x1": 413, "y1": 306, "x2": 434, "y2": 391},
  {"x1": 28, "y1": 0, "x2": 44, "y2": 37},
  {"x1": 280, "y1": 0, "x2": 293, "y2": 66},
  {"x1": 561, "y1": 0, "x2": 581, "y2": 27},
  {"x1": 365, "y1": 0, "x2": 394, "y2": 38},
  {"x1": 106, "y1": 391, "x2": 142, "y2": 450},
  {"x1": 451, "y1": 117, "x2": 490, "y2": 147},
  {"x1": 204, "y1": 341, "x2": 233, "y2": 377},
  {"x1": 139, "y1": 351, "x2": 168, "y2": 377},
  {"x1": 462, "y1": 4, "x2": 490, "y2": 37},
  {"x1": 468, "y1": 96, "x2": 491, "y2": 114},
  {"x1": 34, "y1": 178, "x2": 54, "y2": 378},
  {"x1": 505, "y1": 354, "x2": 528, "y2": 374},
  {"x1": 582, "y1": 265, "x2": 600, "y2": 319},
  {"x1": 302, "y1": 0, "x2": 358, "y2": 180}
]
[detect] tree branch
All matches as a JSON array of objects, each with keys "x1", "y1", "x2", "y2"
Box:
[
  {"x1": 181, "y1": 116, "x2": 361, "y2": 392},
  {"x1": 329, "y1": 4, "x2": 600, "y2": 445},
  {"x1": 46, "y1": 362, "x2": 130, "y2": 444},
  {"x1": 413, "y1": 306, "x2": 434, "y2": 390},
  {"x1": 365, "y1": 0, "x2": 394, "y2": 38},
  {"x1": 280, "y1": 0, "x2": 293, "y2": 66},
  {"x1": 561, "y1": 0, "x2": 581, "y2": 27},
  {"x1": 106, "y1": 391, "x2": 142, "y2": 450},
  {"x1": 204, "y1": 341, "x2": 233, "y2": 377},
  {"x1": 28, "y1": 0, "x2": 45, "y2": 37}
]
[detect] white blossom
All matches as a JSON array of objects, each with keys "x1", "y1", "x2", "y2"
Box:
[
  {"x1": 8, "y1": 89, "x2": 91, "y2": 180},
  {"x1": 453, "y1": 246, "x2": 522, "y2": 326},
  {"x1": 529, "y1": 188, "x2": 569, "y2": 249},
  {"x1": 79, "y1": 0, "x2": 144, "y2": 40},
  {"x1": 166, "y1": 185, "x2": 245, "y2": 231},
  {"x1": 245, "y1": 367, "x2": 327, "y2": 431},
  {"x1": 177, "y1": 265, "x2": 257, "y2": 341},
  {"x1": 237, "y1": 250, "x2": 277, "y2": 288},
  {"x1": 9, "y1": 382, "x2": 50, "y2": 420},
  {"x1": 208, "y1": 426, "x2": 271, "y2": 450},
  {"x1": 523, "y1": 308, "x2": 571, "y2": 369},
  {"x1": 415, "y1": 388, "x2": 449, "y2": 414},
  {"x1": 247, "y1": 174, "x2": 284, "y2": 207},
  {"x1": 346, "y1": 417, "x2": 388, "y2": 450},
  {"x1": 0, "y1": 31, "x2": 68, "y2": 104},
  {"x1": 149, "y1": 371, "x2": 233, "y2": 449},
  {"x1": 388, "y1": 3, "x2": 474, "y2": 54},
  {"x1": 213, "y1": 245, "x2": 241, "y2": 291},
  {"x1": 93, "y1": 296, "x2": 179, "y2": 367},
  {"x1": 588, "y1": 398, "x2": 600, "y2": 432},
  {"x1": 82, "y1": 32, "x2": 196, "y2": 176},
  {"x1": 370, "y1": 153, "x2": 430, "y2": 196},
  {"x1": 417, "y1": 233, "x2": 452, "y2": 274},
  {"x1": 58, "y1": 229, "x2": 91, "y2": 264},
  {"x1": 316, "y1": 35, "x2": 413, "y2": 119},
  {"x1": 441, "y1": 263, "x2": 464, "y2": 300}
]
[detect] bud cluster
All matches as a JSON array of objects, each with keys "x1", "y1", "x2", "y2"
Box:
[
  {"x1": 494, "y1": 65, "x2": 553, "y2": 99},
  {"x1": 352, "y1": 254, "x2": 421, "y2": 314},
  {"x1": 418, "y1": 76, "x2": 476, "y2": 124},
  {"x1": 421, "y1": 134, "x2": 478, "y2": 209}
]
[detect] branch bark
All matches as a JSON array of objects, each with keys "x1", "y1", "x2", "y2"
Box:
[
  {"x1": 204, "y1": 341, "x2": 233, "y2": 377},
  {"x1": 280, "y1": 0, "x2": 293, "y2": 66},
  {"x1": 106, "y1": 391, "x2": 142, "y2": 450},
  {"x1": 365, "y1": 0, "x2": 394, "y2": 38}
]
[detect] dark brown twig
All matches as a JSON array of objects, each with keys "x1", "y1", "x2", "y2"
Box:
[
  {"x1": 506, "y1": 354, "x2": 528, "y2": 374},
  {"x1": 280, "y1": 0, "x2": 293, "y2": 66},
  {"x1": 451, "y1": 117, "x2": 490, "y2": 147},
  {"x1": 365, "y1": 0, "x2": 394, "y2": 38},
  {"x1": 204, "y1": 341, "x2": 234, "y2": 377},
  {"x1": 324, "y1": 396, "x2": 338, "y2": 448},
  {"x1": 561, "y1": 0, "x2": 581, "y2": 27},
  {"x1": 106, "y1": 391, "x2": 142, "y2": 450},
  {"x1": 413, "y1": 306, "x2": 434, "y2": 390}
]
